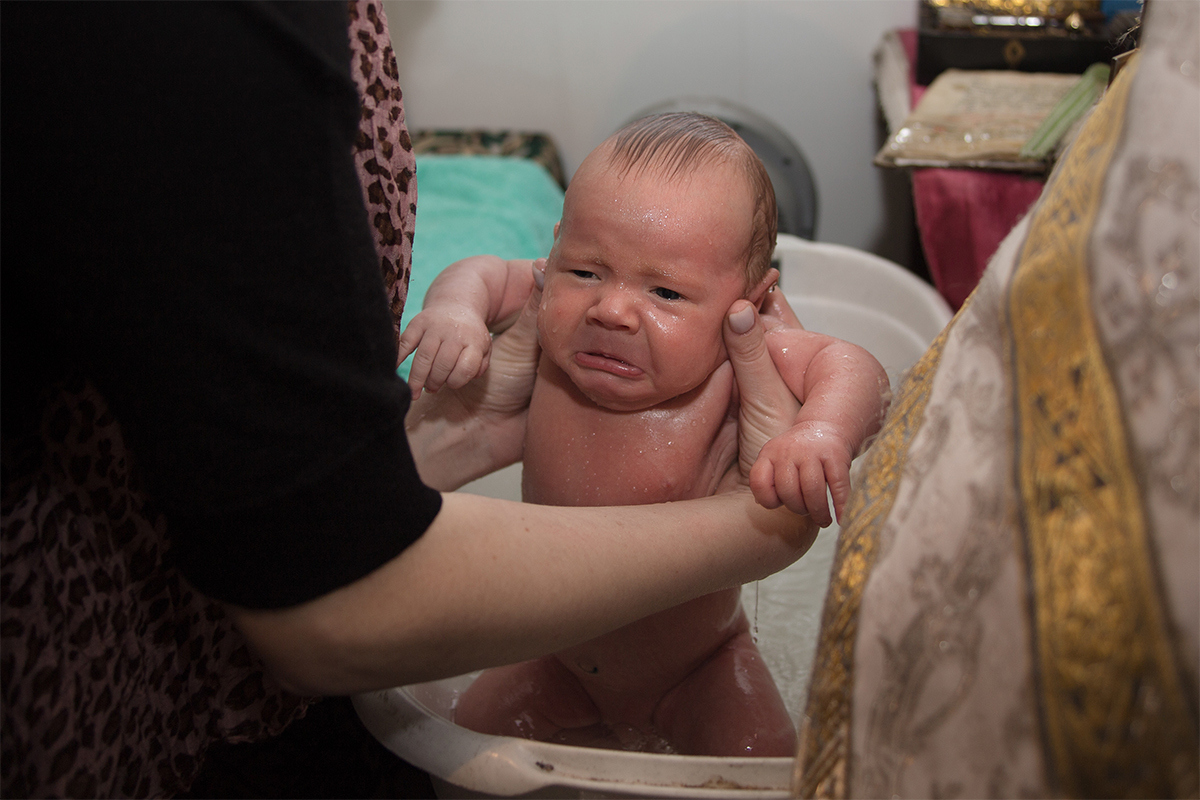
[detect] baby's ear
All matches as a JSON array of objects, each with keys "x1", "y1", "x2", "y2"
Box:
[{"x1": 745, "y1": 267, "x2": 780, "y2": 307}]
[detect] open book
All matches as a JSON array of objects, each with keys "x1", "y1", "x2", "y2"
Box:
[{"x1": 875, "y1": 65, "x2": 1108, "y2": 172}]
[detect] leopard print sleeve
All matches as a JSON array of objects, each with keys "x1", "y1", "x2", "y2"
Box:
[{"x1": 348, "y1": 0, "x2": 417, "y2": 353}]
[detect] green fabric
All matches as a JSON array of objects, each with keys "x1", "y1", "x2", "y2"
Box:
[{"x1": 399, "y1": 154, "x2": 564, "y2": 379}]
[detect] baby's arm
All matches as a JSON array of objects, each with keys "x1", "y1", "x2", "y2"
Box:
[
  {"x1": 753, "y1": 293, "x2": 890, "y2": 526},
  {"x1": 398, "y1": 255, "x2": 539, "y2": 398}
]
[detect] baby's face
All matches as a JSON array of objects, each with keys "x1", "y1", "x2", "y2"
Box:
[{"x1": 538, "y1": 154, "x2": 758, "y2": 412}]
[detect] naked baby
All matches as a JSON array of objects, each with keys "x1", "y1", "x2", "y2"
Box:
[{"x1": 398, "y1": 113, "x2": 889, "y2": 756}]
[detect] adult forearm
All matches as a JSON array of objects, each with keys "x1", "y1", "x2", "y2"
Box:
[{"x1": 228, "y1": 490, "x2": 814, "y2": 696}]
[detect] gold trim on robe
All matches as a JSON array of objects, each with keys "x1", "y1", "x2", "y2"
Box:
[
  {"x1": 794, "y1": 314, "x2": 956, "y2": 798},
  {"x1": 1008, "y1": 52, "x2": 1200, "y2": 798}
]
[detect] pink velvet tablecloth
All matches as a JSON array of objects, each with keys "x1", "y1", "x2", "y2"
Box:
[{"x1": 899, "y1": 30, "x2": 1046, "y2": 310}]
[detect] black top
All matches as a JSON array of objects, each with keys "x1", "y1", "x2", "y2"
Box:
[{"x1": 1, "y1": 2, "x2": 442, "y2": 608}]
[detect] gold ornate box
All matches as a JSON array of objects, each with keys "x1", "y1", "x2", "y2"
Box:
[{"x1": 916, "y1": 0, "x2": 1136, "y2": 84}]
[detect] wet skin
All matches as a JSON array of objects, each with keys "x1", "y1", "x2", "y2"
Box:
[{"x1": 454, "y1": 154, "x2": 797, "y2": 757}]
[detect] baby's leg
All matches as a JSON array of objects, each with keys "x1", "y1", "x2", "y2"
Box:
[
  {"x1": 455, "y1": 656, "x2": 602, "y2": 741},
  {"x1": 653, "y1": 631, "x2": 797, "y2": 757}
]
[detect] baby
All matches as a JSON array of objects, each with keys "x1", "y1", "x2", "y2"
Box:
[{"x1": 398, "y1": 113, "x2": 889, "y2": 756}]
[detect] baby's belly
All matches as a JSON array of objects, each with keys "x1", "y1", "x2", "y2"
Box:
[{"x1": 553, "y1": 587, "x2": 747, "y2": 718}]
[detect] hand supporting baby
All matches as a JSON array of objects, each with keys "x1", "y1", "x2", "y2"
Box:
[
  {"x1": 403, "y1": 259, "x2": 544, "y2": 491},
  {"x1": 748, "y1": 289, "x2": 889, "y2": 527},
  {"x1": 725, "y1": 299, "x2": 854, "y2": 525},
  {"x1": 720, "y1": 300, "x2": 802, "y2": 496}
]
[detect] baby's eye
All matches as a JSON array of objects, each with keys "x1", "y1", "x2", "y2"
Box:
[
  {"x1": 653, "y1": 287, "x2": 683, "y2": 301},
  {"x1": 571, "y1": 269, "x2": 598, "y2": 280}
]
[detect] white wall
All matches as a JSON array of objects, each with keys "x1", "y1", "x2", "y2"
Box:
[{"x1": 384, "y1": 0, "x2": 920, "y2": 265}]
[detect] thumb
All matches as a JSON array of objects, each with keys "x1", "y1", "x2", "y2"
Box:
[
  {"x1": 724, "y1": 299, "x2": 801, "y2": 479},
  {"x1": 486, "y1": 258, "x2": 544, "y2": 384}
]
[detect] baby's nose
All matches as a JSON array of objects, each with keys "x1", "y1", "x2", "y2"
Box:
[{"x1": 587, "y1": 288, "x2": 639, "y2": 331}]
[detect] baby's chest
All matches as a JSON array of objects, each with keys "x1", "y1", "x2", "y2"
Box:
[{"x1": 522, "y1": 391, "x2": 734, "y2": 507}]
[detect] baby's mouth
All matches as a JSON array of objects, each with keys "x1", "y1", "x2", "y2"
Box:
[{"x1": 574, "y1": 350, "x2": 644, "y2": 377}]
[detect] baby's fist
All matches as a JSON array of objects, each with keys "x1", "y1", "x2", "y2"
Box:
[
  {"x1": 749, "y1": 421, "x2": 854, "y2": 527},
  {"x1": 399, "y1": 306, "x2": 493, "y2": 398}
]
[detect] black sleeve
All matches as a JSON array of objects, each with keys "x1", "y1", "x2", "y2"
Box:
[{"x1": 1, "y1": 1, "x2": 441, "y2": 608}]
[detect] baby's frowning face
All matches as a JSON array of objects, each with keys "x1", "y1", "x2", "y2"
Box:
[{"x1": 537, "y1": 152, "x2": 765, "y2": 412}]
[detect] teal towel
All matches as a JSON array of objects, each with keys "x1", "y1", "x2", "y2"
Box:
[{"x1": 399, "y1": 154, "x2": 565, "y2": 380}]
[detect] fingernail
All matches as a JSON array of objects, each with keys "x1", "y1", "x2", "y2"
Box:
[
  {"x1": 729, "y1": 304, "x2": 755, "y2": 334},
  {"x1": 533, "y1": 259, "x2": 546, "y2": 290}
]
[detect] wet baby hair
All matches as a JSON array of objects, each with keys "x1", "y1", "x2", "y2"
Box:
[{"x1": 606, "y1": 112, "x2": 778, "y2": 290}]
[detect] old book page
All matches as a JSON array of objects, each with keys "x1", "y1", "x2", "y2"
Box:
[{"x1": 875, "y1": 69, "x2": 1085, "y2": 172}]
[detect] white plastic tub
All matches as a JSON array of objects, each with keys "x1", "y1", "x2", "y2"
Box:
[{"x1": 354, "y1": 235, "x2": 952, "y2": 798}]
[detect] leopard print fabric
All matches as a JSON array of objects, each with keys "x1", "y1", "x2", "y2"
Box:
[
  {"x1": 348, "y1": 0, "x2": 416, "y2": 352},
  {"x1": 0, "y1": 3, "x2": 416, "y2": 796},
  {"x1": 1, "y1": 379, "x2": 311, "y2": 798}
]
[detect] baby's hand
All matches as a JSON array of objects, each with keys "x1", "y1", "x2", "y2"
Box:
[
  {"x1": 398, "y1": 305, "x2": 493, "y2": 399},
  {"x1": 748, "y1": 420, "x2": 854, "y2": 528}
]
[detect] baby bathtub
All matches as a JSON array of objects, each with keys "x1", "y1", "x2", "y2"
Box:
[{"x1": 353, "y1": 234, "x2": 952, "y2": 798}]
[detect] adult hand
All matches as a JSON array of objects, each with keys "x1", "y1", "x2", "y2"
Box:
[
  {"x1": 404, "y1": 260, "x2": 546, "y2": 490},
  {"x1": 719, "y1": 299, "x2": 803, "y2": 492}
]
